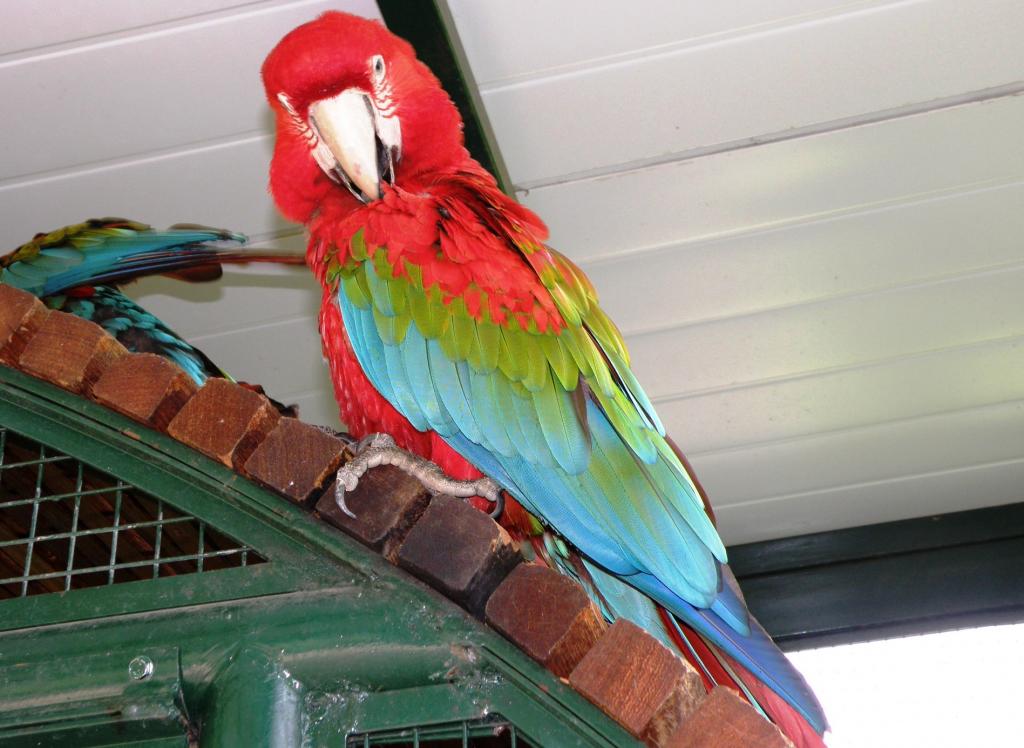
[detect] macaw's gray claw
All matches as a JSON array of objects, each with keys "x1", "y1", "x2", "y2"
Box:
[
  {"x1": 333, "y1": 432, "x2": 506, "y2": 519},
  {"x1": 333, "y1": 468, "x2": 360, "y2": 518}
]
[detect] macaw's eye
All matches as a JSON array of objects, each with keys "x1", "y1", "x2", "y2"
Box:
[{"x1": 371, "y1": 54, "x2": 385, "y2": 82}]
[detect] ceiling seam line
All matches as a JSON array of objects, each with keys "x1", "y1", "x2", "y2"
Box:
[
  {"x1": 576, "y1": 176, "x2": 1024, "y2": 270},
  {"x1": 0, "y1": 0, "x2": 333, "y2": 68},
  {"x1": 475, "y1": 0, "x2": 906, "y2": 91},
  {"x1": 687, "y1": 397, "x2": 1024, "y2": 461},
  {"x1": 618, "y1": 257, "x2": 1024, "y2": 341},
  {"x1": 514, "y1": 83, "x2": 1024, "y2": 192},
  {"x1": 715, "y1": 458, "x2": 1024, "y2": 513},
  {"x1": 0, "y1": 133, "x2": 270, "y2": 192},
  {"x1": 650, "y1": 331, "x2": 1024, "y2": 406}
]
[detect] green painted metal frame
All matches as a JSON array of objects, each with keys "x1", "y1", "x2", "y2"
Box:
[
  {"x1": 346, "y1": 716, "x2": 524, "y2": 746},
  {"x1": 0, "y1": 366, "x2": 638, "y2": 746}
]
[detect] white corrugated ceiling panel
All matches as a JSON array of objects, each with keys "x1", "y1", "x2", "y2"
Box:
[{"x1": 2, "y1": 1, "x2": 1022, "y2": 545}]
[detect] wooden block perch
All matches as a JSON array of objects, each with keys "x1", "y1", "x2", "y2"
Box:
[
  {"x1": 167, "y1": 377, "x2": 279, "y2": 468},
  {"x1": 570, "y1": 619, "x2": 706, "y2": 747},
  {"x1": 315, "y1": 464, "x2": 432, "y2": 560},
  {"x1": 91, "y1": 352, "x2": 197, "y2": 430},
  {"x1": 19, "y1": 310, "x2": 127, "y2": 394},
  {"x1": 485, "y1": 563, "x2": 606, "y2": 677},
  {"x1": 665, "y1": 686, "x2": 793, "y2": 748},
  {"x1": 244, "y1": 418, "x2": 346, "y2": 505},
  {"x1": 396, "y1": 494, "x2": 521, "y2": 617},
  {"x1": 0, "y1": 285, "x2": 50, "y2": 366}
]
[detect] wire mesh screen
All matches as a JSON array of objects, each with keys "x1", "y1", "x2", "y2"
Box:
[
  {"x1": 347, "y1": 716, "x2": 534, "y2": 747},
  {"x1": 0, "y1": 426, "x2": 265, "y2": 599}
]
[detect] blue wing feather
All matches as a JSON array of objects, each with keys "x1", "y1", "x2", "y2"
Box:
[
  {"x1": 428, "y1": 342, "x2": 484, "y2": 444},
  {"x1": 2, "y1": 225, "x2": 248, "y2": 297},
  {"x1": 509, "y1": 383, "x2": 555, "y2": 468},
  {"x1": 467, "y1": 366, "x2": 515, "y2": 457},
  {"x1": 401, "y1": 325, "x2": 456, "y2": 435}
]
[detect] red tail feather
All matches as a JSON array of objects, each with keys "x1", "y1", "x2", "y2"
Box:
[
  {"x1": 658, "y1": 606, "x2": 729, "y2": 689},
  {"x1": 659, "y1": 604, "x2": 825, "y2": 748},
  {"x1": 724, "y1": 653, "x2": 826, "y2": 748}
]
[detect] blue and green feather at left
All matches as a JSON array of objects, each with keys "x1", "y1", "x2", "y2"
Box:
[
  {"x1": 2, "y1": 218, "x2": 249, "y2": 384},
  {"x1": 1, "y1": 218, "x2": 248, "y2": 298},
  {"x1": 2, "y1": 218, "x2": 300, "y2": 416},
  {"x1": 50, "y1": 286, "x2": 227, "y2": 384}
]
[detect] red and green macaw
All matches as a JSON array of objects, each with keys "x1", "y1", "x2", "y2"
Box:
[{"x1": 262, "y1": 12, "x2": 826, "y2": 746}]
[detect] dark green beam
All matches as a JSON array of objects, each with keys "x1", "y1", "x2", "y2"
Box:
[
  {"x1": 729, "y1": 502, "x2": 1024, "y2": 649},
  {"x1": 377, "y1": 0, "x2": 514, "y2": 194}
]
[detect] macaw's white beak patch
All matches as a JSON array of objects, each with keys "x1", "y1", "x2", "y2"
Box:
[{"x1": 307, "y1": 89, "x2": 399, "y2": 203}]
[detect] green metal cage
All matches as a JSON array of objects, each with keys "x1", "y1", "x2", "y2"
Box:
[
  {"x1": 0, "y1": 365, "x2": 638, "y2": 747},
  {"x1": 0, "y1": 426, "x2": 264, "y2": 599}
]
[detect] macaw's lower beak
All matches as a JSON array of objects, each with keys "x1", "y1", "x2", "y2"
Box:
[{"x1": 309, "y1": 89, "x2": 395, "y2": 203}]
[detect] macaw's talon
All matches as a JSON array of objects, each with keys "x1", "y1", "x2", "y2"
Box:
[{"x1": 335, "y1": 432, "x2": 505, "y2": 519}]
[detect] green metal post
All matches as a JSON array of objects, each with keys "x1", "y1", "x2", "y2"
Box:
[
  {"x1": 199, "y1": 646, "x2": 304, "y2": 748},
  {"x1": 377, "y1": 0, "x2": 515, "y2": 195}
]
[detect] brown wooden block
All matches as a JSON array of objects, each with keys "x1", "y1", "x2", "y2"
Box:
[
  {"x1": 91, "y1": 352, "x2": 198, "y2": 429},
  {"x1": 396, "y1": 494, "x2": 522, "y2": 617},
  {"x1": 19, "y1": 310, "x2": 127, "y2": 393},
  {"x1": 166, "y1": 377, "x2": 280, "y2": 468},
  {"x1": 665, "y1": 686, "x2": 793, "y2": 748},
  {"x1": 570, "y1": 619, "x2": 706, "y2": 745},
  {"x1": 0, "y1": 285, "x2": 50, "y2": 365},
  {"x1": 485, "y1": 563, "x2": 607, "y2": 677},
  {"x1": 314, "y1": 464, "x2": 432, "y2": 560},
  {"x1": 244, "y1": 418, "x2": 346, "y2": 505}
]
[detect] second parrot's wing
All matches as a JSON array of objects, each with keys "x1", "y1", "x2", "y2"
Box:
[
  {"x1": 53, "y1": 286, "x2": 228, "y2": 384},
  {"x1": 1, "y1": 217, "x2": 300, "y2": 297}
]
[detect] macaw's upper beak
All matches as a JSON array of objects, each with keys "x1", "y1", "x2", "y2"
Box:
[{"x1": 308, "y1": 89, "x2": 398, "y2": 203}]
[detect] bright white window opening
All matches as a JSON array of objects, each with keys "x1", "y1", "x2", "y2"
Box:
[{"x1": 788, "y1": 623, "x2": 1024, "y2": 747}]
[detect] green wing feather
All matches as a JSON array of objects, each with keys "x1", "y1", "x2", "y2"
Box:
[{"x1": 334, "y1": 237, "x2": 726, "y2": 615}]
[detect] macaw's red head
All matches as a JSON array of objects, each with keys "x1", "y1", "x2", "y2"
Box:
[{"x1": 262, "y1": 11, "x2": 467, "y2": 223}]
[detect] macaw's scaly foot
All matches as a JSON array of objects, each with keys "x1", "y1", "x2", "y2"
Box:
[{"x1": 335, "y1": 433, "x2": 505, "y2": 519}]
